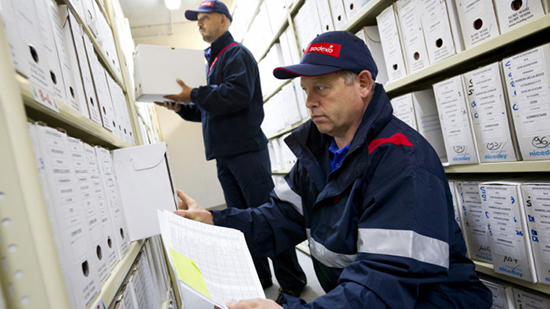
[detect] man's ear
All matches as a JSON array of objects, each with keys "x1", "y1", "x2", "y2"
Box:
[{"x1": 357, "y1": 70, "x2": 374, "y2": 99}]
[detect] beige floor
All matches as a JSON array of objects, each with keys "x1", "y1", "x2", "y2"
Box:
[{"x1": 180, "y1": 249, "x2": 326, "y2": 308}]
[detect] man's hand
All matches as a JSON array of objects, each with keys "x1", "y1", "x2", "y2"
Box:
[
  {"x1": 163, "y1": 78, "x2": 193, "y2": 103},
  {"x1": 174, "y1": 189, "x2": 214, "y2": 225},
  {"x1": 153, "y1": 100, "x2": 181, "y2": 112},
  {"x1": 226, "y1": 299, "x2": 283, "y2": 309}
]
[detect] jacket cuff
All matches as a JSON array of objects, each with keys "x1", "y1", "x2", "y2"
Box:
[
  {"x1": 190, "y1": 87, "x2": 199, "y2": 104},
  {"x1": 211, "y1": 209, "x2": 224, "y2": 226}
]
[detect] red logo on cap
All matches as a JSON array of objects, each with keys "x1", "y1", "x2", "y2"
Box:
[
  {"x1": 305, "y1": 43, "x2": 341, "y2": 58},
  {"x1": 201, "y1": 1, "x2": 214, "y2": 7}
]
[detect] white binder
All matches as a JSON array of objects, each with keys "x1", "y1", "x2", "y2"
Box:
[
  {"x1": 395, "y1": 0, "x2": 431, "y2": 73},
  {"x1": 433, "y1": 75, "x2": 480, "y2": 165},
  {"x1": 377, "y1": 5, "x2": 407, "y2": 82},
  {"x1": 463, "y1": 62, "x2": 518, "y2": 162}
]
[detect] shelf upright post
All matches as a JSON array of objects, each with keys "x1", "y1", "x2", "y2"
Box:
[{"x1": 0, "y1": 14, "x2": 71, "y2": 309}]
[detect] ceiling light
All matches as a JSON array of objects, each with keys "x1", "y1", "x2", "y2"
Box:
[{"x1": 164, "y1": 0, "x2": 182, "y2": 10}]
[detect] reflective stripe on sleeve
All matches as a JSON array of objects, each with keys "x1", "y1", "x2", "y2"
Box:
[
  {"x1": 307, "y1": 229, "x2": 357, "y2": 269},
  {"x1": 357, "y1": 228, "x2": 449, "y2": 269},
  {"x1": 273, "y1": 176, "x2": 303, "y2": 215}
]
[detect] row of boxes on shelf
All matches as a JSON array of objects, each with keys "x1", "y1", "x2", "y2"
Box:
[
  {"x1": 111, "y1": 237, "x2": 175, "y2": 309},
  {"x1": 268, "y1": 133, "x2": 298, "y2": 172},
  {"x1": 0, "y1": 0, "x2": 135, "y2": 144},
  {"x1": 448, "y1": 176, "x2": 550, "y2": 285},
  {"x1": 136, "y1": 104, "x2": 162, "y2": 145},
  {"x1": 377, "y1": 0, "x2": 549, "y2": 82},
  {"x1": 481, "y1": 274, "x2": 550, "y2": 308},
  {"x1": 261, "y1": 80, "x2": 309, "y2": 138},
  {"x1": 27, "y1": 121, "x2": 178, "y2": 308},
  {"x1": 391, "y1": 43, "x2": 550, "y2": 164}
]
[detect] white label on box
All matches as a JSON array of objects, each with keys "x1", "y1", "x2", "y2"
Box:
[
  {"x1": 464, "y1": 63, "x2": 517, "y2": 162},
  {"x1": 433, "y1": 76, "x2": 479, "y2": 164},
  {"x1": 494, "y1": 0, "x2": 545, "y2": 33}
]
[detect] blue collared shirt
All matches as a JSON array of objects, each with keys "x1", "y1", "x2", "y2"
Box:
[{"x1": 329, "y1": 138, "x2": 350, "y2": 171}]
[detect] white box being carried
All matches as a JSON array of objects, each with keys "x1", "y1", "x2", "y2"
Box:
[{"x1": 134, "y1": 44, "x2": 206, "y2": 102}]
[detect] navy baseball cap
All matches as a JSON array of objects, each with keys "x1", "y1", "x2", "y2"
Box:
[
  {"x1": 185, "y1": 1, "x2": 233, "y2": 22},
  {"x1": 273, "y1": 31, "x2": 378, "y2": 80}
]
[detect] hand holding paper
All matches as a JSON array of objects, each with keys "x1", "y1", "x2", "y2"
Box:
[
  {"x1": 158, "y1": 209, "x2": 265, "y2": 309},
  {"x1": 174, "y1": 189, "x2": 214, "y2": 225}
]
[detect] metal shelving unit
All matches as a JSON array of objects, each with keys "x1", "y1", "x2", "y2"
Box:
[{"x1": 0, "y1": 0, "x2": 174, "y2": 307}]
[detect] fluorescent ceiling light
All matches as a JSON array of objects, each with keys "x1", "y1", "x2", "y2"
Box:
[{"x1": 164, "y1": 0, "x2": 182, "y2": 10}]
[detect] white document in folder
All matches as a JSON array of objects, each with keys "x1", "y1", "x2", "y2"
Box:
[{"x1": 157, "y1": 209, "x2": 265, "y2": 309}]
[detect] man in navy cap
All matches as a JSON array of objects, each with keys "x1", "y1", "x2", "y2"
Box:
[
  {"x1": 174, "y1": 30, "x2": 493, "y2": 308},
  {"x1": 155, "y1": 0, "x2": 307, "y2": 301}
]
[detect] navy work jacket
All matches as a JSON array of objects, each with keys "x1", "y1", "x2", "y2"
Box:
[
  {"x1": 177, "y1": 31, "x2": 267, "y2": 160},
  {"x1": 213, "y1": 84, "x2": 493, "y2": 308}
]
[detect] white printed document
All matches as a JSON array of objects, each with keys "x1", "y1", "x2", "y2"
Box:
[{"x1": 157, "y1": 210, "x2": 265, "y2": 309}]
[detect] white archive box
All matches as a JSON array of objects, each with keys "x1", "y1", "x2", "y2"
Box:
[
  {"x1": 10, "y1": 0, "x2": 57, "y2": 103},
  {"x1": 493, "y1": 0, "x2": 545, "y2": 33},
  {"x1": 520, "y1": 181, "x2": 550, "y2": 285},
  {"x1": 46, "y1": 0, "x2": 82, "y2": 113},
  {"x1": 479, "y1": 180, "x2": 537, "y2": 282},
  {"x1": 455, "y1": 0, "x2": 500, "y2": 49},
  {"x1": 448, "y1": 180, "x2": 463, "y2": 228},
  {"x1": 395, "y1": 0, "x2": 431, "y2": 74},
  {"x1": 377, "y1": 5, "x2": 407, "y2": 82},
  {"x1": 112, "y1": 142, "x2": 179, "y2": 241},
  {"x1": 456, "y1": 180, "x2": 493, "y2": 262},
  {"x1": 68, "y1": 10, "x2": 103, "y2": 125},
  {"x1": 513, "y1": 287, "x2": 550, "y2": 308},
  {"x1": 33, "y1": 0, "x2": 67, "y2": 104},
  {"x1": 134, "y1": 44, "x2": 206, "y2": 102},
  {"x1": 390, "y1": 93, "x2": 418, "y2": 129},
  {"x1": 433, "y1": 76, "x2": 480, "y2": 165},
  {"x1": 329, "y1": 0, "x2": 349, "y2": 29},
  {"x1": 316, "y1": 0, "x2": 336, "y2": 32},
  {"x1": 61, "y1": 5, "x2": 91, "y2": 119},
  {"x1": 419, "y1": 0, "x2": 459, "y2": 64},
  {"x1": 356, "y1": 26, "x2": 389, "y2": 86},
  {"x1": 502, "y1": 44, "x2": 550, "y2": 161},
  {"x1": 411, "y1": 89, "x2": 448, "y2": 164},
  {"x1": 480, "y1": 277, "x2": 515, "y2": 309},
  {"x1": 343, "y1": 0, "x2": 372, "y2": 20},
  {"x1": 464, "y1": 62, "x2": 519, "y2": 163}
]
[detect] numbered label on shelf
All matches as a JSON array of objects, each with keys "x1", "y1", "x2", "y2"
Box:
[{"x1": 30, "y1": 82, "x2": 58, "y2": 112}]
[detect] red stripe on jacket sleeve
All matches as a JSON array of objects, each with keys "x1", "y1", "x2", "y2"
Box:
[{"x1": 368, "y1": 133, "x2": 413, "y2": 154}]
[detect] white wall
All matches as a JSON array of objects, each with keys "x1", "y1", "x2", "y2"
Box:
[{"x1": 136, "y1": 20, "x2": 226, "y2": 209}]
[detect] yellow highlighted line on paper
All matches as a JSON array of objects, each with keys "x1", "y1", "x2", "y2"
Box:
[{"x1": 169, "y1": 248, "x2": 211, "y2": 299}]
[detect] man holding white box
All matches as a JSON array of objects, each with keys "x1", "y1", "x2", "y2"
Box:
[
  {"x1": 174, "y1": 31, "x2": 492, "y2": 309},
  {"x1": 154, "y1": 0, "x2": 307, "y2": 301}
]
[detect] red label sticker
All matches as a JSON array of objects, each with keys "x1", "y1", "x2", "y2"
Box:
[
  {"x1": 305, "y1": 43, "x2": 341, "y2": 58},
  {"x1": 201, "y1": 1, "x2": 214, "y2": 7}
]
